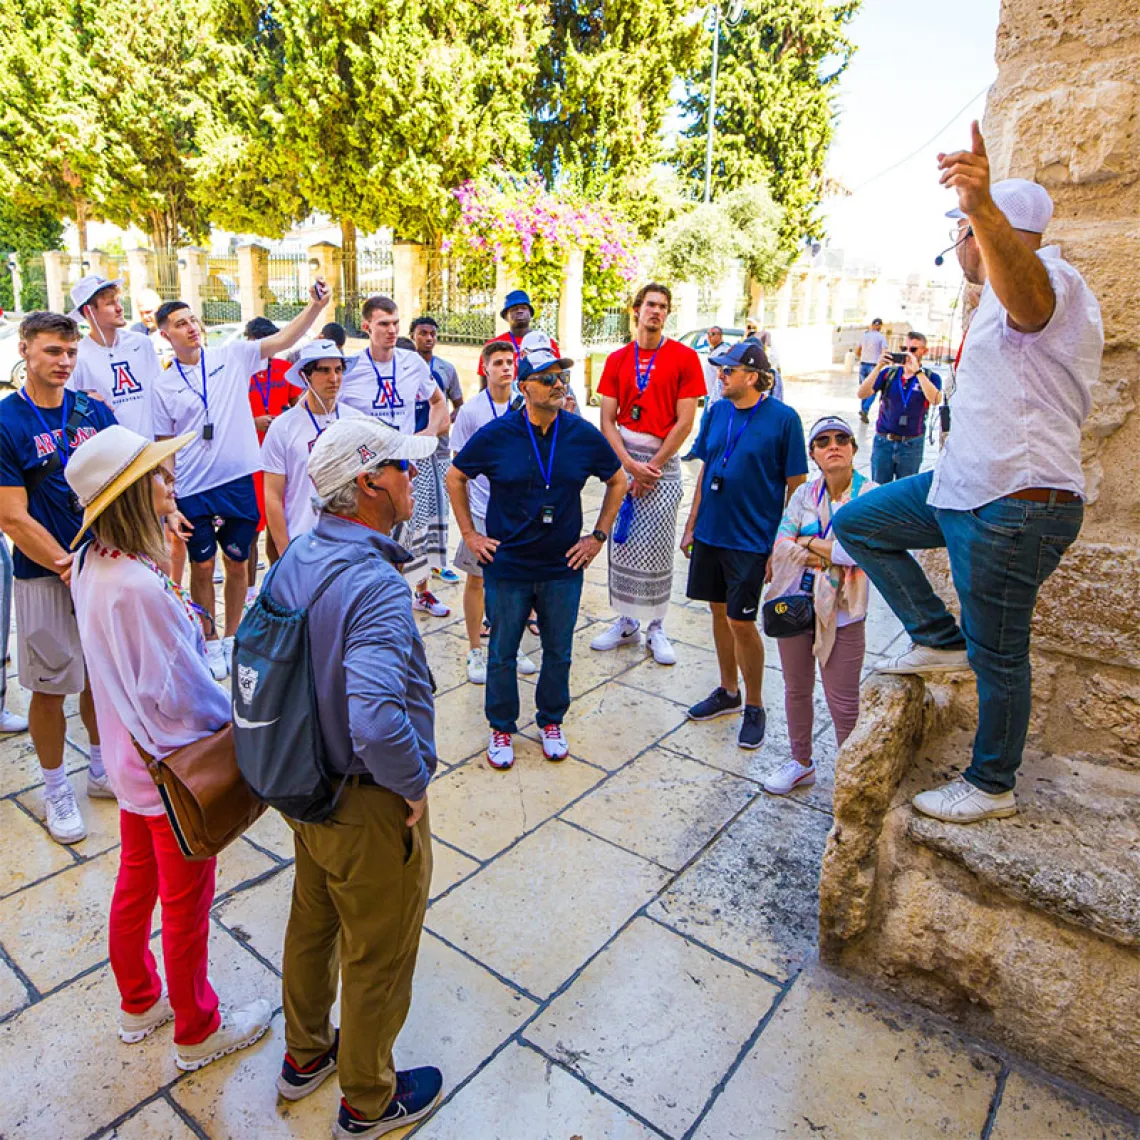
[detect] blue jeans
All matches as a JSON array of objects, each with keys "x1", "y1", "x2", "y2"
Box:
[
  {"x1": 484, "y1": 574, "x2": 583, "y2": 732},
  {"x1": 858, "y1": 361, "x2": 877, "y2": 416},
  {"x1": 871, "y1": 433, "x2": 925, "y2": 484},
  {"x1": 831, "y1": 471, "x2": 1083, "y2": 793}
]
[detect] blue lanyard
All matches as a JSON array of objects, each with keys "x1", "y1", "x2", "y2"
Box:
[
  {"x1": 633, "y1": 340, "x2": 662, "y2": 394},
  {"x1": 367, "y1": 348, "x2": 397, "y2": 407},
  {"x1": 894, "y1": 367, "x2": 921, "y2": 407},
  {"x1": 305, "y1": 402, "x2": 338, "y2": 438},
  {"x1": 721, "y1": 398, "x2": 761, "y2": 467},
  {"x1": 508, "y1": 333, "x2": 522, "y2": 365},
  {"x1": 485, "y1": 387, "x2": 504, "y2": 419},
  {"x1": 251, "y1": 361, "x2": 272, "y2": 412},
  {"x1": 815, "y1": 480, "x2": 835, "y2": 540},
  {"x1": 176, "y1": 353, "x2": 209, "y2": 421},
  {"x1": 20, "y1": 390, "x2": 70, "y2": 468},
  {"x1": 522, "y1": 409, "x2": 559, "y2": 490}
]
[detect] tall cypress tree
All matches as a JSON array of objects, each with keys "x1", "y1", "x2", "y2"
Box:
[{"x1": 674, "y1": 0, "x2": 857, "y2": 257}]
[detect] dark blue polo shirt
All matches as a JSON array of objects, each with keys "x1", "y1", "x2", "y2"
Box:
[
  {"x1": 453, "y1": 408, "x2": 620, "y2": 581},
  {"x1": 0, "y1": 390, "x2": 117, "y2": 579},
  {"x1": 873, "y1": 366, "x2": 941, "y2": 438},
  {"x1": 692, "y1": 395, "x2": 807, "y2": 555}
]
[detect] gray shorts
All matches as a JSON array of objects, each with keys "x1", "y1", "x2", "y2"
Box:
[
  {"x1": 453, "y1": 515, "x2": 488, "y2": 578},
  {"x1": 15, "y1": 576, "x2": 85, "y2": 695}
]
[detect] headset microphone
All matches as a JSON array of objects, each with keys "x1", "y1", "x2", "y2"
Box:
[{"x1": 934, "y1": 228, "x2": 972, "y2": 266}]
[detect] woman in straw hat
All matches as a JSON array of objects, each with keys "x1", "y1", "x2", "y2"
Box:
[{"x1": 65, "y1": 425, "x2": 271, "y2": 1071}]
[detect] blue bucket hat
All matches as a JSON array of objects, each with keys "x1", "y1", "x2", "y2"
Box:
[{"x1": 500, "y1": 289, "x2": 534, "y2": 319}]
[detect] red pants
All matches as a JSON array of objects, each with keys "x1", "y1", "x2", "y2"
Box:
[{"x1": 109, "y1": 810, "x2": 221, "y2": 1045}]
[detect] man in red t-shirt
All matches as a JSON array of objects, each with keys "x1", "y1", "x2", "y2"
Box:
[
  {"x1": 592, "y1": 283, "x2": 704, "y2": 666},
  {"x1": 244, "y1": 318, "x2": 303, "y2": 598}
]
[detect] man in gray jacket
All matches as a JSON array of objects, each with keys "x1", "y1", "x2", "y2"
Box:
[{"x1": 270, "y1": 418, "x2": 445, "y2": 1138}]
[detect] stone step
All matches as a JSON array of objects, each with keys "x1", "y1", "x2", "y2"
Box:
[{"x1": 906, "y1": 752, "x2": 1140, "y2": 948}]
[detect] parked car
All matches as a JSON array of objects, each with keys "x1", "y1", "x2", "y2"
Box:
[
  {"x1": 0, "y1": 320, "x2": 26, "y2": 389},
  {"x1": 677, "y1": 327, "x2": 746, "y2": 355}
]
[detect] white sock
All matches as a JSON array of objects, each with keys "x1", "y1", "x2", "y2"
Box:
[
  {"x1": 647, "y1": 618, "x2": 664, "y2": 634},
  {"x1": 88, "y1": 745, "x2": 105, "y2": 780},
  {"x1": 620, "y1": 616, "x2": 639, "y2": 632},
  {"x1": 42, "y1": 765, "x2": 68, "y2": 795}
]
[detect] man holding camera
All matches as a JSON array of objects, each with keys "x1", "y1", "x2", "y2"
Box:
[{"x1": 856, "y1": 331, "x2": 942, "y2": 484}]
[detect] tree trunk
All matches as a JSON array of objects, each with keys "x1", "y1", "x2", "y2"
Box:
[
  {"x1": 340, "y1": 216, "x2": 358, "y2": 301},
  {"x1": 76, "y1": 199, "x2": 89, "y2": 255}
]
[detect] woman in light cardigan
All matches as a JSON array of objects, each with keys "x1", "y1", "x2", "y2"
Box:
[
  {"x1": 65, "y1": 425, "x2": 271, "y2": 1072},
  {"x1": 762, "y1": 416, "x2": 876, "y2": 796}
]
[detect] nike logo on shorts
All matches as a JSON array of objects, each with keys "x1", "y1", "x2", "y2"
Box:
[{"x1": 233, "y1": 710, "x2": 280, "y2": 730}]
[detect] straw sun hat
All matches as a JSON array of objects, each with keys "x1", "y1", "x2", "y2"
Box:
[{"x1": 65, "y1": 425, "x2": 196, "y2": 549}]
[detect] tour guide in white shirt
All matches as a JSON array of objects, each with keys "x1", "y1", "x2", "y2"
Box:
[
  {"x1": 833, "y1": 123, "x2": 1103, "y2": 826},
  {"x1": 152, "y1": 282, "x2": 330, "y2": 681}
]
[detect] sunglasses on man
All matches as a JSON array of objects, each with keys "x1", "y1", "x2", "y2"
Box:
[
  {"x1": 526, "y1": 369, "x2": 571, "y2": 387},
  {"x1": 813, "y1": 433, "x2": 852, "y2": 449}
]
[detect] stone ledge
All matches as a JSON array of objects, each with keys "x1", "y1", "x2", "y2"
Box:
[{"x1": 907, "y1": 754, "x2": 1140, "y2": 948}]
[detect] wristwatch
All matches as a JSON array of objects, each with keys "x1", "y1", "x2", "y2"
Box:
[{"x1": 591, "y1": 529, "x2": 608, "y2": 544}]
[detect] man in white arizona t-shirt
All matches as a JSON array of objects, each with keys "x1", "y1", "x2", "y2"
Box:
[
  {"x1": 153, "y1": 283, "x2": 330, "y2": 681},
  {"x1": 261, "y1": 339, "x2": 365, "y2": 552},
  {"x1": 340, "y1": 294, "x2": 451, "y2": 614},
  {"x1": 66, "y1": 275, "x2": 163, "y2": 438}
]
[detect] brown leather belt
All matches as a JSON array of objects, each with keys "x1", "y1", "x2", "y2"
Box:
[
  {"x1": 880, "y1": 432, "x2": 920, "y2": 443},
  {"x1": 1006, "y1": 487, "x2": 1081, "y2": 504}
]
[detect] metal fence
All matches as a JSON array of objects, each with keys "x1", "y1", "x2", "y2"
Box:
[
  {"x1": 264, "y1": 252, "x2": 309, "y2": 323},
  {"x1": 582, "y1": 305, "x2": 630, "y2": 347},
  {"x1": 420, "y1": 249, "x2": 497, "y2": 345},
  {"x1": 337, "y1": 244, "x2": 395, "y2": 335},
  {"x1": 103, "y1": 255, "x2": 132, "y2": 318},
  {"x1": 203, "y1": 254, "x2": 241, "y2": 325}
]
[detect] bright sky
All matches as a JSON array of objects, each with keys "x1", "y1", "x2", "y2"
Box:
[{"x1": 821, "y1": 0, "x2": 1001, "y2": 281}]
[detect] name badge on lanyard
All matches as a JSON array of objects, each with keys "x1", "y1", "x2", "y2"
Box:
[
  {"x1": 630, "y1": 341, "x2": 661, "y2": 423},
  {"x1": 177, "y1": 353, "x2": 213, "y2": 441}
]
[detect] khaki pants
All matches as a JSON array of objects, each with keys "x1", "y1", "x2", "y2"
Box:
[{"x1": 282, "y1": 782, "x2": 432, "y2": 1116}]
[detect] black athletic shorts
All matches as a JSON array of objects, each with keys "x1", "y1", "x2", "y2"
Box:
[{"x1": 685, "y1": 539, "x2": 769, "y2": 622}]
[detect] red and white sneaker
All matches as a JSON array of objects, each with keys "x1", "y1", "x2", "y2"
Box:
[
  {"x1": 412, "y1": 591, "x2": 451, "y2": 617},
  {"x1": 487, "y1": 730, "x2": 515, "y2": 770},
  {"x1": 541, "y1": 724, "x2": 569, "y2": 761}
]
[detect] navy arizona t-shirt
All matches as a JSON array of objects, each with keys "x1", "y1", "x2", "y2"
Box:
[
  {"x1": 0, "y1": 389, "x2": 118, "y2": 579},
  {"x1": 452, "y1": 408, "x2": 620, "y2": 580}
]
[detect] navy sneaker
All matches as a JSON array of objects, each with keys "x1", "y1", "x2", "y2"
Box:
[
  {"x1": 276, "y1": 1029, "x2": 339, "y2": 1101},
  {"x1": 738, "y1": 705, "x2": 767, "y2": 749},
  {"x1": 686, "y1": 686, "x2": 743, "y2": 721},
  {"x1": 334, "y1": 1067, "x2": 444, "y2": 1138}
]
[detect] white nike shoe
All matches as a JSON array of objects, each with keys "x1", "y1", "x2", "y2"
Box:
[
  {"x1": 222, "y1": 635, "x2": 236, "y2": 674},
  {"x1": 540, "y1": 724, "x2": 569, "y2": 761},
  {"x1": 45, "y1": 782, "x2": 87, "y2": 844},
  {"x1": 466, "y1": 648, "x2": 487, "y2": 685},
  {"x1": 912, "y1": 777, "x2": 1017, "y2": 823},
  {"x1": 875, "y1": 644, "x2": 970, "y2": 676},
  {"x1": 646, "y1": 627, "x2": 676, "y2": 666},
  {"x1": 0, "y1": 709, "x2": 28, "y2": 734},
  {"x1": 85, "y1": 770, "x2": 118, "y2": 799},
  {"x1": 516, "y1": 650, "x2": 538, "y2": 676},
  {"x1": 590, "y1": 617, "x2": 640, "y2": 652},
  {"x1": 206, "y1": 640, "x2": 228, "y2": 681}
]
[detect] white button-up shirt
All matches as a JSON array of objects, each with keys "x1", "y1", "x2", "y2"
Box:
[{"x1": 928, "y1": 246, "x2": 1102, "y2": 511}]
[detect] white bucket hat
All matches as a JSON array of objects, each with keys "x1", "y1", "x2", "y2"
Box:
[
  {"x1": 308, "y1": 418, "x2": 437, "y2": 500},
  {"x1": 284, "y1": 338, "x2": 346, "y2": 388},
  {"x1": 67, "y1": 275, "x2": 126, "y2": 320}
]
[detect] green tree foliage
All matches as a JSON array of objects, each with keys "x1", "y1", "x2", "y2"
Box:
[
  {"x1": 529, "y1": 0, "x2": 704, "y2": 234},
  {"x1": 204, "y1": 0, "x2": 545, "y2": 254},
  {"x1": 674, "y1": 0, "x2": 857, "y2": 257},
  {"x1": 0, "y1": 199, "x2": 63, "y2": 311}
]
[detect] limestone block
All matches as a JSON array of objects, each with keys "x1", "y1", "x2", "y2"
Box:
[
  {"x1": 995, "y1": 0, "x2": 1140, "y2": 63},
  {"x1": 818, "y1": 674, "x2": 925, "y2": 947},
  {"x1": 1049, "y1": 223, "x2": 1140, "y2": 349}
]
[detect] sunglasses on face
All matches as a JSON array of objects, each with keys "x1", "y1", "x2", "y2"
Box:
[
  {"x1": 813, "y1": 433, "x2": 852, "y2": 449},
  {"x1": 528, "y1": 370, "x2": 570, "y2": 387},
  {"x1": 377, "y1": 460, "x2": 409, "y2": 473}
]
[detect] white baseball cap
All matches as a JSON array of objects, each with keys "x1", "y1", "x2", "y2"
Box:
[
  {"x1": 284, "y1": 339, "x2": 346, "y2": 388},
  {"x1": 946, "y1": 178, "x2": 1054, "y2": 234},
  {"x1": 307, "y1": 418, "x2": 437, "y2": 500},
  {"x1": 517, "y1": 330, "x2": 573, "y2": 381},
  {"x1": 68, "y1": 274, "x2": 125, "y2": 320}
]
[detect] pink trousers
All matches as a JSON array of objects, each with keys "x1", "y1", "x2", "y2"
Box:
[
  {"x1": 777, "y1": 621, "x2": 865, "y2": 762},
  {"x1": 109, "y1": 810, "x2": 221, "y2": 1045}
]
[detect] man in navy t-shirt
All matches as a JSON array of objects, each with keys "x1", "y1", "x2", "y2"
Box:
[
  {"x1": 680, "y1": 340, "x2": 808, "y2": 749},
  {"x1": 448, "y1": 343, "x2": 625, "y2": 772},
  {"x1": 856, "y1": 330, "x2": 943, "y2": 484},
  {"x1": 0, "y1": 312, "x2": 117, "y2": 845}
]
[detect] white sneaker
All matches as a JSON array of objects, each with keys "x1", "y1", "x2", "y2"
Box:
[
  {"x1": 119, "y1": 991, "x2": 174, "y2": 1043},
  {"x1": 540, "y1": 724, "x2": 569, "y2": 761},
  {"x1": 412, "y1": 590, "x2": 451, "y2": 617},
  {"x1": 44, "y1": 782, "x2": 87, "y2": 844},
  {"x1": 212, "y1": 564, "x2": 224, "y2": 584},
  {"x1": 590, "y1": 617, "x2": 640, "y2": 652},
  {"x1": 875, "y1": 644, "x2": 970, "y2": 676},
  {"x1": 516, "y1": 650, "x2": 538, "y2": 676},
  {"x1": 466, "y1": 647, "x2": 487, "y2": 685},
  {"x1": 206, "y1": 639, "x2": 228, "y2": 681},
  {"x1": 0, "y1": 709, "x2": 28, "y2": 734},
  {"x1": 85, "y1": 770, "x2": 117, "y2": 799},
  {"x1": 912, "y1": 777, "x2": 1017, "y2": 824},
  {"x1": 174, "y1": 998, "x2": 273, "y2": 1072},
  {"x1": 646, "y1": 626, "x2": 676, "y2": 666},
  {"x1": 487, "y1": 730, "x2": 514, "y2": 770},
  {"x1": 762, "y1": 759, "x2": 817, "y2": 796},
  {"x1": 222, "y1": 635, "x2": 236, "y2": 674}
]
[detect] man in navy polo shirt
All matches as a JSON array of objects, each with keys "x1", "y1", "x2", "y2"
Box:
[
  {"x1": 857, "y1": 330, "x2": 942, "y2": 484},
  {"x1": 447, "y1": 343, "x2": 625, "y2": 771},
  {"x1": 680, "y1": 341, "x2": 808, "y2": 749}
]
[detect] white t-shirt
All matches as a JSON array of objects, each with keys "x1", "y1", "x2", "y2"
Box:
[
  {"x1": 859, "y1": 330, "x2": 887, "y2": 364},
  {"x1": 68, "y1": 330, "x2": 163, "y2": 438},
  {"x1": 339, "y1": 346, "x2": 436, "y2": 435},
  {"x1": 153, "y1": 340, "x2": 262, "y2": 497},
  {"x1": 261, "y1": 399, "x2": 366, "y2": 540},
  {"x1": 929, "y1": 246, "x2": 1102, "y2": 511},
  {"x1": 450, "y1": 387, "x2": 513, "y2": 518}
]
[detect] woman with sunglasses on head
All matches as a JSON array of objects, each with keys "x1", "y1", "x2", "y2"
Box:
[
  {"x1": 761, "y1": 417, "x2": 876, "y2": 796},
  {"x1": 64, "y1": 425, "x2": 272, "y2": 1070}
]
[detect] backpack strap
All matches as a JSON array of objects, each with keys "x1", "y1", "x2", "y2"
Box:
[{"x1": 24, "y1": 391, "x2": 93, "y2": 497}]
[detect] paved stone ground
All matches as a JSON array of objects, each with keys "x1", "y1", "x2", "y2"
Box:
[{"x1": 1, "y1": 371, "x2": 1136, "y2": 1139}]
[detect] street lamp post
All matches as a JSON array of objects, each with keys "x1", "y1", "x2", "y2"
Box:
[{"x1": 702, "y1": 0, "x2": 745, "y2": 205}]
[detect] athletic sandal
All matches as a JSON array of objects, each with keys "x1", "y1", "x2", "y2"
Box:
[
  {"x1": 277, "y1": 1029, "x2": 339, "y2": 1101},
  {"x1": 432, "y1": 566, "x2": 460, "y2": 584}
]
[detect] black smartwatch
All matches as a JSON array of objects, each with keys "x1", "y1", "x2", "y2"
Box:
[{"x1": 591, "y1": 529, "x2": 608, "y2": 543}]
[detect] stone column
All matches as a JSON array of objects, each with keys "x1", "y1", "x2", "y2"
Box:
[
  {"x1": 236, "y1": 244, "x2": 268, "y2": 324},
  {"x1": 307, "y1": 242, "x2": 341, "y2": 315},
  {"x1": 715, "y1": 263, "x2": 740, "y2": 327},
  {"x1": 392, "y1": 241, "x2": 428, "y2": 322},
  {"x1": 178, "y1": 247, "x2": 208, "y2": 320},
  {"x1": 126, "y1": 249, "x2": 151, "y2": 315},
  {"x1": 673, "y1": 281, "x2": 699, "y2": 333},
  {"x1": 43, "y1": 251, "x2": 66, "y2": 313},
  {"x1": 84, "y1": 249, "x2": 112, "y2": 282},
  {"x1": 558, "y1": 249, "x2": 585, "y2": 388}
]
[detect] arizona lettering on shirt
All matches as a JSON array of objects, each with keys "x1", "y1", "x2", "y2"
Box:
[{"x1": 34, "y1": 424, "x2": 98, "y2": 458}]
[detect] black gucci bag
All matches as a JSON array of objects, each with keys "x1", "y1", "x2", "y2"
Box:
[{"x1": 761, "y1": 594, "x2": 815, "y2": 639}]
